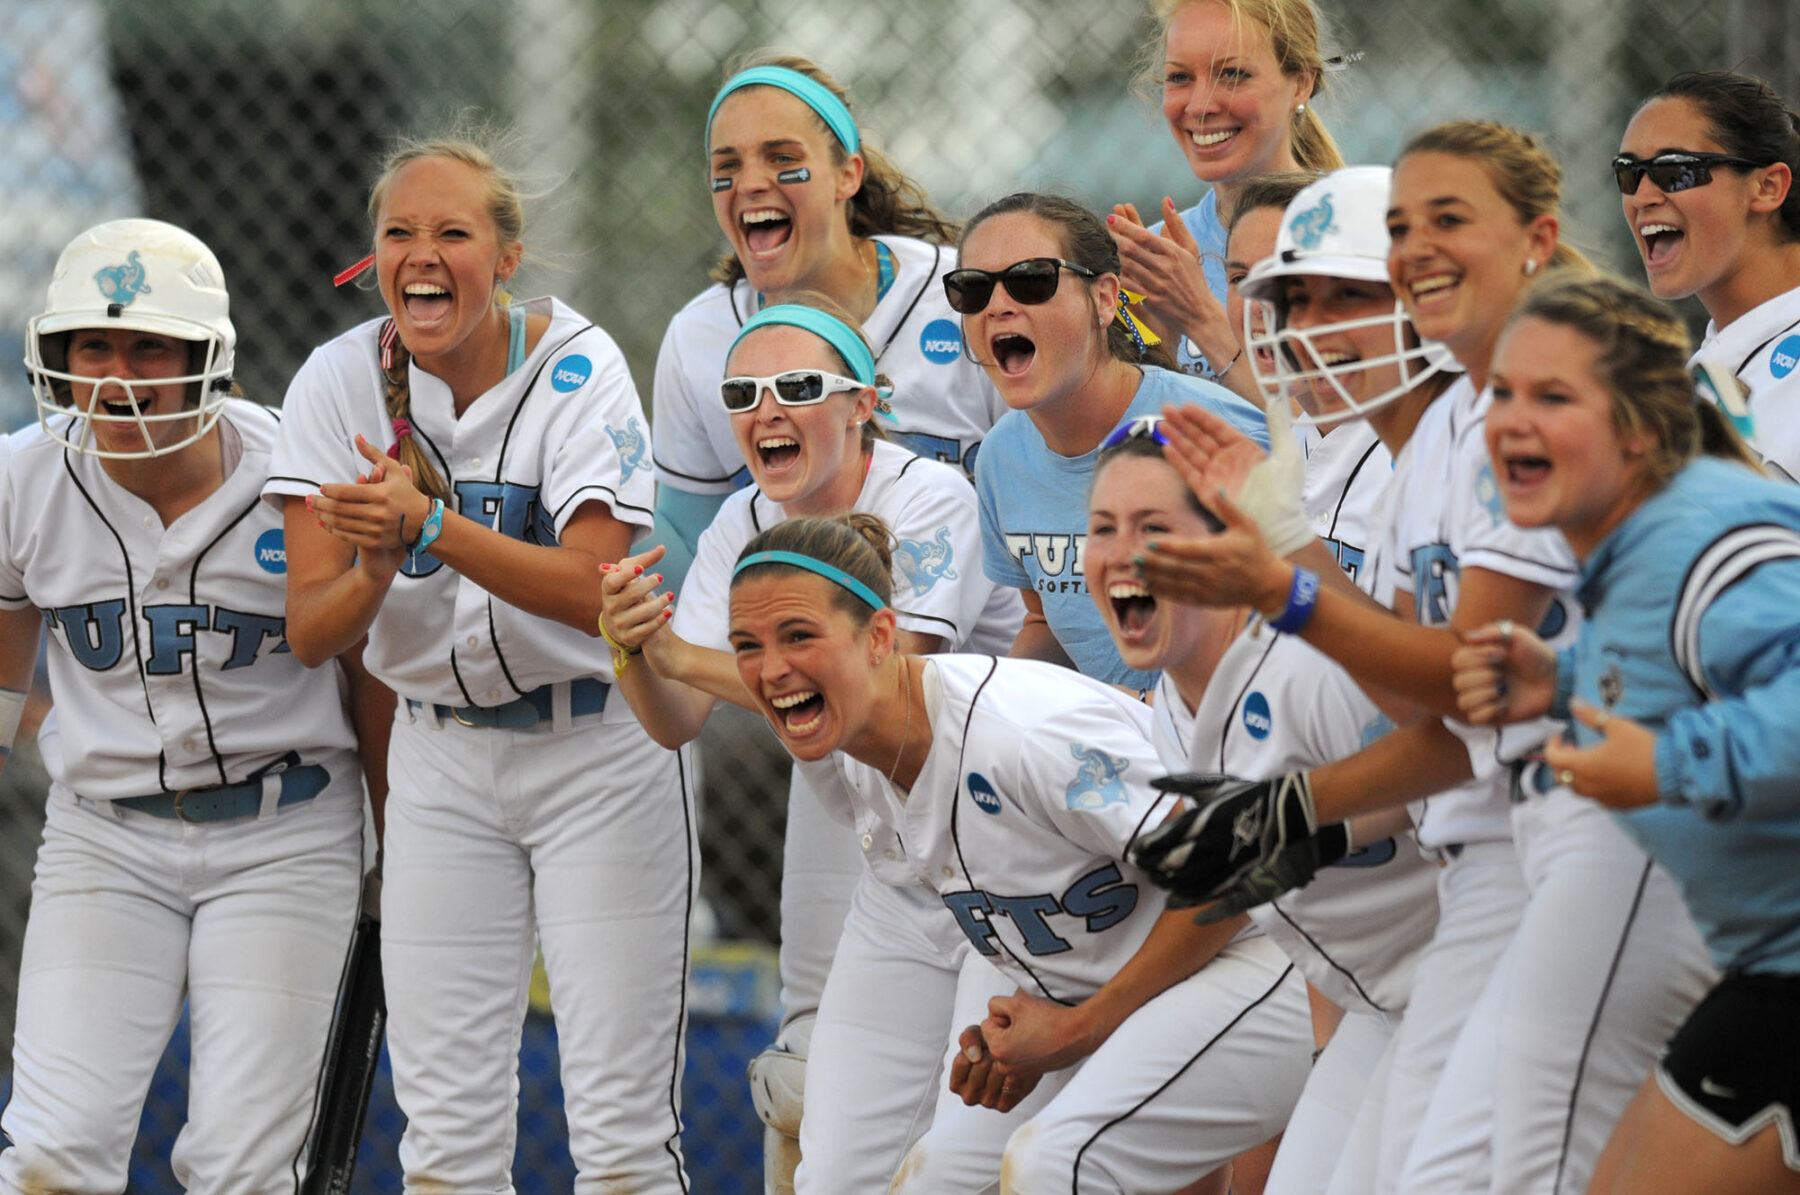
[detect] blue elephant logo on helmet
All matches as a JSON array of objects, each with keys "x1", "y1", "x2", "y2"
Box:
[
  {"x1": 1066, "y1": 743, "x2": 1130, "y2": 811},
  {"x1": 1288, "y1": 195, "x2": 1337, "y2": 250},
  {"x1": 895, "y1": 527, "x2": 958, "y2": 595},
  {"x1": 94, "y1": 251, "x2": 152, "y2": 307},
  {"x1": 607, "y1": 417, "x2": 649, "y2": 483}
]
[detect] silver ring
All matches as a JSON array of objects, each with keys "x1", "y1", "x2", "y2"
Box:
[
  {"x1": 1558, "y1": 769, "x2": 1575, "y2": 787},
  {"x1": 1497, "y1": 619, "x2": 1515, "y2": 643}
]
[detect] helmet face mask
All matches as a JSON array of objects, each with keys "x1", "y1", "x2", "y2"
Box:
[
  {"x1": 1239, "y1": 166, "x2": 1452, "y2": 426},
  {"x1": 25, "y1": 219, "x2": 235, "y2": 460}
]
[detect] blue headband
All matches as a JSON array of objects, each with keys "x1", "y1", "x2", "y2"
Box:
[
  {"x1": 733, "y1": 550, "x2": 887, "y2": 610},
  {"x1": 707, "y1": 66, "x2": 861, "y2": 155},
  {"x1": 731, "y1": 304, "x2": 877, "y2": 385}
]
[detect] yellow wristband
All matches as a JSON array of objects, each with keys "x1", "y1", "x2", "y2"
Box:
[{"x1": 598, "y1": 618, "x2": 641, "y2": 676}]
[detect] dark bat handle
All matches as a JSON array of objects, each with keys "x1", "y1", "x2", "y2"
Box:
[{"x1": 301, "y1": 912, "x2": 386, "y2": 1195}]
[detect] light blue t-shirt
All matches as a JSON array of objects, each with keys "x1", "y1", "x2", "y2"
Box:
[
  {"x1": 1152, "y1": 192, "x2": 1229, "y2": 378},
  {"x1": 1560, "y1": 456, "x2": 1800, "y2": 975},
  {"x1": 974, "y1": 367, "x2": 1268, "y2": 688}
]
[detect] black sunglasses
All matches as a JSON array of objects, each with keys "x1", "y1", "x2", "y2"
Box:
[
  {"x1": 1611, "y1": 151, "x2": 1762, "y2": 196},
  {"x1": 718, "y1": 370, "x2": 864, "y2": 413},
  {"x1": 942, "y1": 258, "x2": 1099, "y2": 315}
]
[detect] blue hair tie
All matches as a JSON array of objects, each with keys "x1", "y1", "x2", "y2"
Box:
[
  {"x1": 707, "y1": 66, "x2": 861, "y2": 155},
  {"x1": 733, "y1": 549, "x2": 887, "y2": 611},
  {"x1": 731, "y1": 304, "x2": 878, "y2": 386}
]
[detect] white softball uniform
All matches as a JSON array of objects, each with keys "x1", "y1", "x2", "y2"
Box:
[
  {"x1": 1393, "y1": 392, "x2": 1715, "y2": 1195},
  {"x1": 267, "y1": 299, "x2": 694, "y2": 1194},
  {"x1": 1690, "y1": 283, "x2": 1800, "y2": 481},
  {"x1": 674, "y1": 439, "x2": 1023, "y2": 1022},
  {"x1": 1301, "y1": 419, "x2": 1391, "y2": 588},
  {"x1": 1183, "y1": 621, "x2": 1441, "y2": 1195},
  {"x1": 0, "y1": 405, "x2": 364, "y2": 1195},
  {"x1": 652, "y1": 235, "x2": 1009, "y2": 492},
  {"x1": 804, "y1": 656, "x2": 1310, "y2": 1194}
]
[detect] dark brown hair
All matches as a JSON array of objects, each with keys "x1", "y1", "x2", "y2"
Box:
[
  {"x1": 1649, "y1": 71, "x2": 1800, "y2": 242},
  {"x1": 732, "y1": 513, "x2": 896, "y2": 624}
]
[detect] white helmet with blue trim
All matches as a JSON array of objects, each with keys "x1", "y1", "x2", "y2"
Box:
[
  {"x1": 1240, "y1": 166, "x2": 1451, "y2": 424},
  {"x1": 25, "y1": 218, "x2": 236, "y2": 458}
]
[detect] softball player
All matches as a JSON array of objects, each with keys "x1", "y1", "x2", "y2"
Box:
[
  {"x1": 653, "y1": 52, "x2": 1006, "y2": 591},
  {"x1": 598, "y1": 298, "x2": 1020, "y2": 1193},
  {"x1": 1617, "y1": 71, "x2": 1800, "y2": 479},
  {"x1": 266, "y1": 137, "x2": 694, "y2": 1193},
  {"x1": 723, "y1": 514, "x2": 1310, "y2": 1194},
  {"x1": 1088, "y1": 417, "x2": 1440, "y2": 1194},
  {"x1": 1454, "y1": 274, "x2": 1800, "y2": 1195},
  {"x1": 0, "y1": 219, "x2": 375, "y2": 1194},
  {"x1": 956, "y1": 192, "x2": 1266, "y2": 689},
  {"x1": 1110, "y1": 0, "x2": 1344, "y2": 398}
]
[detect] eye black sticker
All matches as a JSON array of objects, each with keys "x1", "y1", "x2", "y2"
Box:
[
  {"x1": 711, "y1": 177, "x2": 733, "y2": 192},
  {"x1": 777, "y1": 168, "x2": 811, "y2": 184}
]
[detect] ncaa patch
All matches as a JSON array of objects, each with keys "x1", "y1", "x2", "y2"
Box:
[
  {"x1": 551, "y1": 354, "x2": 593, "y2": 392},
  {"x1": 919, "y1": 318, "x2": 962, "y2": 364},
  {"x1": 1771, "y1": 335, "x2": 1800, "y2": 380},
  {"x1": 1243, "y1": 691, "x2": 1272, "y2": 739},
  {"x1": 968, "y1": 771, "x2": 1002, "y2": 815},
  {"x1": 254, "y1": 528, "x2": 287, "y2": 574}
]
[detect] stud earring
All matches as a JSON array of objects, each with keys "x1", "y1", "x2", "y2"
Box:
[{"x1": 1523, "y1": 259, "x2": 1539, "y2": 277}]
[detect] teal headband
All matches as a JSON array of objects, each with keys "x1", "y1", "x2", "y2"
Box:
[
  {"x1": 731, "y1": 304, "x2": 877, "y2": 385},
  {"x1": 707, "y1": 66, "x2": 861, "y2": 156},
  {"x1": 733, "y1": 550, "x2": 887, "y2": 611}
]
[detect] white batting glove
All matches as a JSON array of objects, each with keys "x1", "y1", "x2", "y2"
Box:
[{"x1": 1234, "y1": 398, "x2": 1311, "y2": 557}]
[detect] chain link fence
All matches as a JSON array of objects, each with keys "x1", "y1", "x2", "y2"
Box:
[{"x1": 1, "y1": 0, "x2": 1790, "y2": 1186}]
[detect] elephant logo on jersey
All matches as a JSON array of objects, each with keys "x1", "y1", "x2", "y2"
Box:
[
  {"x1": 895, "y1": 527, "x2": 958, "y2": 595},
  {"x1": 1288, "y1": 195, "x2": 1337, "y2": 250},
  {"x1": 94, "y1": 251, "x2": 152, "y2": 306},
  {"x1": 1599, "y1": 661, "x2": 1625, "y2": 710},
  {"x1": 607, "y1": 417, "x2": 648, "y2": 483},
  {"x1": 1475, "y1": 461, "x2": 1506, "y2": 524},
  {"x1": 1065, "y1": 743, "x2": 1130, "y2": 811},
  {"x1": 967, "y1": 772, "x2": 1002, "y2": 815}
]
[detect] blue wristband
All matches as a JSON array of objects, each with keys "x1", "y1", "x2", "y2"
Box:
[
  {"x1": 1269, "y1": 567, "x2": 1320, "y2": 634},
  {"x1": 409, "y1": 498, "x2": 445, "y2": 559}
]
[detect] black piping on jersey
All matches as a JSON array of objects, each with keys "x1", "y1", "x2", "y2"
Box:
[
  {"x1": 1068, "y1": 962, "x2": 1297, "y2": 1194},
  {"x1": 728, "y1": 241, "x2": 942, "y2": 372},
  {"x1": 62, "y1": 449, "x2": 165, "y2": 788},
  {"x1": 657, "y1": 744, "x2": 698, "y2": 1192},
  {"x1": 183, "y1": 491, "x2": 267, "y2": 786},
  {"x1": 552, "y1": 481, "x2": 650, "y2": 526},
  {"x1": 1548, "y1": 854, "x2": 1654, "y2": 1195},
  {"x1": 1732, "y1": 311, "x2": 1800, "y2": 378},
  {"x1": 1671, "y1": 521, "x2": 1800, "y2": 702},
  {"x1": 1323, "y1": 435, "x2": 1383, "y2": 547},
  {"x1": 1269, "y1": 901, "x2": 1386, "y2": 1013},
  {"x1": 944, "y1": 655, "x2": 1074, "y2": 1006},
  {"x1": 1213, "y1": 630, "x2": 1280, "y2": 773}
]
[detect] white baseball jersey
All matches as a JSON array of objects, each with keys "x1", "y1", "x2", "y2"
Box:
[
  {"x1": 652, "y1": 234, "x2": 1009, "y2": 491},
  {"x1": 806, "y1": 655, "x2": 1180, "y2": 1002},
  {"x1": 1185, "y1": 619, "x2": 1440, "y2": 1017},
  {"x1": 0, "y1": 402, "x2": 360, "y2": 800},
  {"x1": 1691, "y1": 282, "x2": 1800, "y2": 482},
  {"x1": 1301, "y1": 419, "x2": 1392, "y2": 588},
  {"x1": 266, "y1": 297, "x2": 653, "y2": 713},
  {"x1": 1368, "y1": 377, "x2": 1579, "y2": 847}
]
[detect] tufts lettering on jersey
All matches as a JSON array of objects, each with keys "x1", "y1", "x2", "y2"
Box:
[
  {"x1": 254, "y1": 528, "x2": 286, "y2": 574},
  {"x1": 887, "y1": 430, "x2": 979, "y2": 477},
  {"x1": 1004, "y1": 532, "x2": 1087, "y2": 589},
  {"x1": 919, "y1": 318, "x2": 962, "y2": 365},
  {"x1": 45, "y1": 601, "x2": 287, "y2": 673},
  {"x1": 1332, "y1": 837, "x2": 1399, "y2": 869},
  {"x1": 1771, "y1": 334, "x2": 1800, "y2": 380},
  {"x1": 1321, "y1": 537, "x2": 1365, "y2": 583},
  {"x1": 606, "y1": 416, "x2": 649, "y2": 484},
  {"x1": 1409, "y1": 543, "x2": 1459, "y2": 626},
  {"x1": 967, "y1": 771, "x2": 1002, "y2": 815},
  {"x1": 1065, "y1": 742, "x2": 1130, "y2": 811},
  {"x1": 402, "y1": 481, "x2": 554, "y2": 579},
  {"x1": 551, "y1": 353, "x2": 593, "y2": 393},
  {"x1": 895, "y1": 526, "x2": 958, "y2": 595},
  {"x1": 942, "y1": 862, "x2": 1139, "y2": 957},
  {"x1": 1242, "y1": 691, "x2": 1273, "y2": 740},
  {"x1": 94, "y1": 250, "x2": 151, "y2": 306},
  {"x1": 1288, "y1": 195, "x2": 1336, "y2": 250},
  {"x1": 1474, "y1": 460, "x2": 1507, "y2": 525}
]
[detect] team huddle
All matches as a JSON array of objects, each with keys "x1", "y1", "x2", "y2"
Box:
[{"x1": 3, "y1": 0, "x2": 1800, "y2": 1193}]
